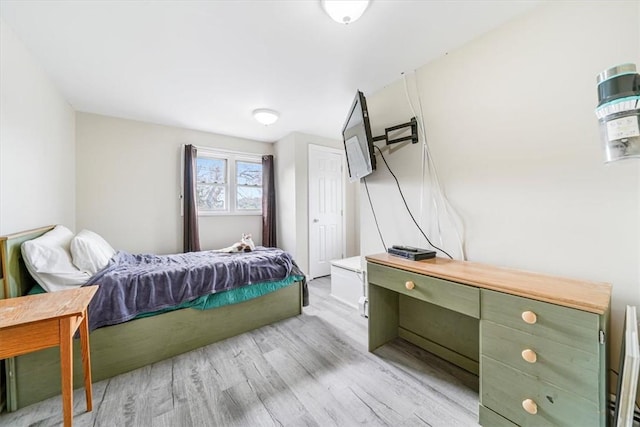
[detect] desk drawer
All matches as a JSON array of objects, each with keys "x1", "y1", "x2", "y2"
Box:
[
  {"x1": 368, "y1": 263, "x2": 479, "y2": 318},
  {"x1": 481, "y1": 356, "x2": 601, "y2": 427},
  {"x1": 481, "y1": 320, "x2": 599, "y2": 403},
  {"x1": 481, "y1": 289, "x2": 600, "y2": 354}
]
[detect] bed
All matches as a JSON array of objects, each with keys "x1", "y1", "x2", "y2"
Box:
[{"x1": 0, "y1": 225, "x2": 307, "y2": 411}]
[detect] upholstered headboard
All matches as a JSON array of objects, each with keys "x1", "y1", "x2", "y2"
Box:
[{"x1": 0, "y1": 225, "x2": 54, "y2": 299}]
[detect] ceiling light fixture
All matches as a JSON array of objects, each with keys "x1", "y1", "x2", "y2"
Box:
[
  {"x1": 253, "y1": 109, "x2": 279, "y2": 126},
  {"x1": 321, "y1": 0, "x2": 370, "y2": 25}
]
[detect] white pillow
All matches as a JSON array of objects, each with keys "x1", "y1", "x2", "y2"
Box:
[
  {"x1": 21, "y1": 225, "x2": 90, "y2": 292},
  {"x1": 70, "y1": 229, "x2": 116, "y2": 275}
]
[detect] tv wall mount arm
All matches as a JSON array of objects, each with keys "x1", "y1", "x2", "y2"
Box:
[{"x1": 372, "y1": 117, "x2": 419, "y2": 145}]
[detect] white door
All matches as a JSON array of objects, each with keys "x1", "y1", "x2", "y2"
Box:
[{"x1": 308, "y1": 145, "x2": 344, "y2": 279}]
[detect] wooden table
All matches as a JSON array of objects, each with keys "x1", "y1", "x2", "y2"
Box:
[{"x1": 0, "y1": 286, "x2": 98, "y2": 426}]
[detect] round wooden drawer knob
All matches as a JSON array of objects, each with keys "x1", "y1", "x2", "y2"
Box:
[
  {"x1": 522, "y1": 398, "x2": 538, "y2": 415},
  {"x1": 521, "y1": 310, "x2": 537, "y2": 324},
  {"x1": 521, "y1": 349, "x2": 537, "y2": 363},
  {"x1": 405, "y1": 281, "x2": 415, "y2": 290}
]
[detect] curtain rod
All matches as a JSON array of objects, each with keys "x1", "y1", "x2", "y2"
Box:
[{"x1": 183, "y1": 144, "x2": 273, "y2": 158}]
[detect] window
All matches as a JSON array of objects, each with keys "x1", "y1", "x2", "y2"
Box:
[
  {"x1": 236, "y1": 161, "x2": 262, "y2": 211},
  {"x1": 195, "y1": 149, "x2": 262, "y2": 215},
  {"x1": 196, "y1": 157, "x2": 227, "y2": 211}
]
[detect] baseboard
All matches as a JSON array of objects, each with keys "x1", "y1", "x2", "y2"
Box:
[{"x1": 329, "y1": 293, "x2": 358, "y2": 309}]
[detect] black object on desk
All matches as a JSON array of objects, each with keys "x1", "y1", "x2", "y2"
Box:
[{"x1": 387, "y1": 245, "x2": 436, "y2": 261}]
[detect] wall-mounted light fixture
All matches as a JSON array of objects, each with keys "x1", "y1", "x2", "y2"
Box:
[
  {"x1": 595, "y1": 63, "x2": 640, "y2": 163},
  {"x1": 253, "y1": 109, "x2": 279, "y2": 126},
  {"x1": 321, "y1": 0, "x2": 369, "y2": 25}
]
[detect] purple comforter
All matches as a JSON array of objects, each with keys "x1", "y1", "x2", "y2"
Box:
[{"x1": 83, "y1": 247, "x2": 306, "y2": 330}]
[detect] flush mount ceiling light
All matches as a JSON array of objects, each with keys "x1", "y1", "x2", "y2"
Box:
[
  {"x1": 252, "y1": 109, "x2": 279, "y2": 126},
  {"x1": 321, "y1": 0, "x2": 370, "y2": 25}
]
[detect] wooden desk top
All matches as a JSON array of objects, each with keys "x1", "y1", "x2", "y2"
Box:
[
  {"x1": 0, "y1": 286, "x2": 98, "y2": 329},
  {"x1": 366, "y1": 254, "x2": 611, "y2": 315}
]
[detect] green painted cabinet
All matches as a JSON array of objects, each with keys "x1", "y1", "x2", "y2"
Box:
[
  {"x1": 366, "y1": 257, "x2": 610, "y2": 427},
  {"x1": 479, "y1": 289, "x2": 608, "y2": 427}
]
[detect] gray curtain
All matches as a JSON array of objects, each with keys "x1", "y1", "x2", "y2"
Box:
[
  {"x1": 183, "y1": 144, "x2": 201, "y2": 252},
  {"x1": 262, "y1": 155, "x2": 276, "y2": 247}
]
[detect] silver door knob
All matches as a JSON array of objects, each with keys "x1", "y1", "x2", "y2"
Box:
[{"x1": 313, "y1": 219, "x2": 319, "y2": 223}]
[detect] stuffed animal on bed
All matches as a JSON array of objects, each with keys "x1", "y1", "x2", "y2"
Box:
[{"x1": 214, "y1": 233, "x2": 256, "y2": 253}]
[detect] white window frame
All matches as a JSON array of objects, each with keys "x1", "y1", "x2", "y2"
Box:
[{"x1": 196, "y1": 148, "x2": 263, "y2": 216}]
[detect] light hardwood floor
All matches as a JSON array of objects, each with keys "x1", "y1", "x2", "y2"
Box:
[{"x1": 0, "y1": 277, "x2": 480, "y2": 427}]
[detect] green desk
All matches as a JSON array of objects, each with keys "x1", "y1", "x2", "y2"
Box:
[{"x1": 366, "y1": 254, "x2": 611, "y2": 427}]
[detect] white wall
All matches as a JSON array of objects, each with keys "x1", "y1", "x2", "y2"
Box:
[
  {"x1": 345, "y1": 165, "x2": 360, "y2": 258},
  {"x1": 361, "y1": 0, "x2": 639, "y2": 391},
  {"x1": 0, "y1": 20, "x2": 75, "y2": 235},
  {"x1": 274, "y1": 133, "x2": 298, "y2": 256},
  {"x1": 75, "y1": 113, "x2": 273, "y2": 254},
  {"x1": 274, "y1": 132, "x2": 359, "y2": 275}
]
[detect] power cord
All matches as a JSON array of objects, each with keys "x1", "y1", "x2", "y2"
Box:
[
  {"x1": 374, "y1": 145, "x2": 453, "y2": 259},
  {"x1": 363, "y1": 176, "x2": 387, "y2": 251}
]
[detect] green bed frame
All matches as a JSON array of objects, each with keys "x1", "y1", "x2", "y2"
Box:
[{"x1": 0, "y1": 226, "x2": 303, "y2": 411}]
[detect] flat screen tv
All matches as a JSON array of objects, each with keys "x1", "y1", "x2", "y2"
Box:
[{"x1": 342, "y1": 91, "x2": 376, "y2": 182}]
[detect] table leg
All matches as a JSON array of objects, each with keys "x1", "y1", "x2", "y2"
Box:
[
  {"x1": 60, "y1": 317, "x2": 73, "y2": 427},
  {"x1": 79, "y1": 309, "x2": 93, "y2": 411},
  {"x1": 367, "y1": 284, "x2": 399, "y2": 352}
]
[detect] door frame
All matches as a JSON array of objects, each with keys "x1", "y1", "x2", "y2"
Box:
[{"x1": 308, "y1": 144, "x2": 346, "y2": 278}]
